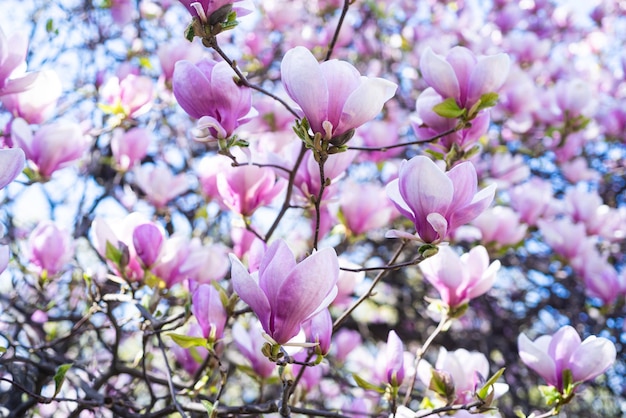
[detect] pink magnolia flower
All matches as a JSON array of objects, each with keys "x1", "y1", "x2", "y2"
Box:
[
  {"x1": 28, "y1": 220, "x2": 73, "y2": 276},
  {"x1": 509, "y1": 177, "x2": 556, "y2": 226},
  {"x1": 412, "y1": 87, "x2": 490, "y2": 152},
  {"x1": 419, "y1": 348, "x2": 508, "y2": 405},
  {"x1": 302, "y1": 308, "x2": 333, "y2": 355},
  {"x1": 339, "y1": 180, "x2": 398, "y2": 236},
  {"x1": 386, "y1": 156, "x2": 496, "y2": 243},
  {"x1": 229, "y1": 240, "x2": 339, "y2": 345},
  {"x1": 518, "y1": 326, "x2": 616, "y2": 392},
  {"x1": 173, "y1": 59, "x2": 255, "y2": 140},
  {"x1": 191, "y1": 284, "x2": 227, "y2": 342},
  {"x1": 134, "y1": 163, "x2": 189, "y2": 208},
  {"x1": 216, "y1": 164, "x2": 284, "y2": 216},
  {"x1": 471, "y1": 206, "x2": 527, "y2": 247},
  {"x1": 157, "y1": 39, "x2": 204, "y2": 82},
  {"x1": 537, "y1": 218, "x2": 587, "y2": 261},
  {"x1": 110, "y1": 127, "x2": 151, "y2": 171},
  {"x1": 0, "y1": 148, "x2": 25, "y2": 189},
  {"x1": 178, "y1": 0, "x2": 249, "y2": 24},
  {"x1": 99, "y1": 74, "x2": 154, "y2": 119},
  {"x1": 386, "y1": 330, "x2": 405, "y2": 386},
  {"x1": 110, "y1": 0, "x2": 135, "y2": 26},
  {"x1": 420, "y1": 46, "x2": 510, "y2": 112},
  {"x1": 151, "y1": 235, "x2": 193, "y2": 287},
  {"x1": 132, "y1": 223, "x2": 163, "y2": 267},
  {"x1": 1, "y1": 70, "x2": 62, "y2": 124},
  {"x1": 419, "y1": 246, "x2": 500, "y2": 310},
  {"x1": 280, "y1": 46, "x2": 397, "y2": 143},
  {"x1": 11, "y1": 118, "x2": 88, "y2": 179},
  {"x1": 0, "y1": 28, "x2": 37, "y2": 97},
  {"x1": 232, "y1": 319, "x2": 276, "y2": 379}
]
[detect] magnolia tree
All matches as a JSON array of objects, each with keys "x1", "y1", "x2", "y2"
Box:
[{"x1": 0, "y1": 0, "x2": 624, "y2": 417}]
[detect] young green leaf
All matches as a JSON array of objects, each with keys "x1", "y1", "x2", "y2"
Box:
[
  {"x1": 432, "y1": 98, "x2": 465, "y2": 119},
  {"x1": 53, "y1": 363, "x2": 73, "y2": 397}
]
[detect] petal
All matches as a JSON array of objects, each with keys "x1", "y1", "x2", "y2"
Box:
[
  {"x1": 280, "y1": 46, "x2": 328, "y2": 133},
  {"x1": 173, "y1": 59, "x2": 214, "y2": 119},
  {"x1": 448, "y1": 183, "x2": 497, "y2": 230},
  {"x1": 319, "y1": 60, "x2": 361, "y2": 129},
  {"x1": 257, "y1": 240, "x2": 297, "y2": 307},
  {"x1": 446, "y1": 161, "x2": 478, "y2": 212},
  {"x1": 420, "y1": 47, "x2": 460, "y2": 101},
  {"x1": 518, "y1": 333, "x2": 557, "y2": 386},
  {"x1": 229, "y1": 254, "x2": 271, "y2": 331},
  {"x1": 272, "y1": 247, "x2": 339, "y2": 344},
  {"x1": 386, "y1": 179, "x2": 415, "y2": 222},
  {"x1": 548, "y1": 326, "x2": 581, "y2": 383},
  {"x1": 334, "y1": 76, "x2": 397, "y2": 136},
  {"x1": 569, "y1": 336, "x2": 616, "y2": 383},
  {"x1": 445, "y1": 47, "x2": 476, "y2": 105},
  {"x1": 467, "y1": 53, "x2": 510, "y2": 106},
  {"x1": 0, "y1": 148, "x2": 24, "y2": 189}
]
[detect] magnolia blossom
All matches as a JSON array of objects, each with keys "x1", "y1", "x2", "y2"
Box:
[
  {"x1": 385, "y1": 330, "x2": 405, "y2": 386},
  {"x1": 99, "y1": 74, "x2": 154, "y2": 119},
  {"x1": 386, "y1": 156, "x2": 496, "y2": 243},
  {"x1": 173, "y1": 59, "x2": 255, "y2": 140},
  {"x1": 134, "y1": 163, "x2": 189, "y2": 208},
  {"x1": 229, "y1": 240, "x2": 339, "y2": 345},
  {"x1": 11, "y1": 118, "x2": 88, "y2": 179},
  {"x1": 420, "y1": 46, "x2": 510, "y2": 112},
  {"x1": 132, "y1": 223, "x2": 163, "y2": 267},
  {"x1": 471, "y1": 206, "x2": 527, "y2": 247},
  {"x1": 28, "y1": 221, "x2": 73, "y2": 276},
  {"x1": 339, "y1": 180, "x2": 398, "y2": 236},
  {"x1": 0, "y1": 28, "x2": 37, "y2": 97},
  {"x1": 191, "y1": 284, "x2": 227, "y2": 341},
  {"x1": 110, "y1": 127, "x2": 151, "y2": 171},
  {"x1": 215, "y1": 164, "x2": 284, "y2": 216},
  {"x1": 280, "y1": 46, "x2": 397, "y2": 143},
  {"x1": 302, "y1": 308, "x2": 333, "y2": 355},
  {"x1": 1, "y1": 70, "x2": 62, "y2": 124},
  {"x1": 232, "y1": 320, "x2": 276, "y2": 379},
  {"x1": 518, "y1": 326, "x2": 616, "y2": 392},
  {"x1": 419, "y1": 246, "x2": 499, "y2": 309},
  {"x1": 178, "y1": 0, "x2": 249, "y2": 24}
]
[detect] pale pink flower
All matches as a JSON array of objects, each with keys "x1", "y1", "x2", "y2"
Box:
[
  {"x1": 0, "y1": 148, "x2": 25, "y2": 189},
  {"x1": 11, "y1": 118, "x2": 87, "y2": 179},
  {"x1": 339, "y1": 180, "x2": 398, "y2": 236},
  {"x1": 28, "y1": 221, "x2": 73, "y2": 276},
  {"x1": 280, "y1": 46, "x2": 397, "y2": 143},
  {"x1": 471, "y1": 206, "x2": 527, "y2": 247},
  {"x1": 420, "y1": 46, "x2": 510, "y2": 112},
  {"x1": 518, "y1": 326, "x2": 616, "y2": 392},
  {"x1": 385, "y1": 330, "x2": 405, "y2": 386},
  {"x1": 134, "y1": 163, "x2": 189, "y2": 208},
  {"x1": 386, "y1": 156, "x2": 496, "y2": 243},
  {"x1": 232, "y1": 319, "x2": 276, "y2": 378},
  {"x1": 215, "y1": 164, "x2": 284, "y2": 216},
  {"x1": 509, "y1": 178, "x2": 556, "y2": 226},
  {"x1": 110, "y1": 127, "x2": 151, "y2": 171},
  {"x1": 0, "y1": 28, "x2": 37, "y2": 97},
  {"x1": 99, "y1": 74, "x2": 154, "y2": 119},
  {"x1": 157, "y1": 39, "x2": 204, "y2": 82},
  {"x1": 419, "y1": 246, "x2": 500, "y2": 309},
  {"x1": 537, "y1": 218, "x2": 587, "y2": 261},
  {"x1": 1, "y1": 70, "x2": 62, "y2": 124}
]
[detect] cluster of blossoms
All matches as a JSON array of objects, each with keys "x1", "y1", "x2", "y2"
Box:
[{"x1": 0, "y1": 0, "x2": 623, "y2": 417}]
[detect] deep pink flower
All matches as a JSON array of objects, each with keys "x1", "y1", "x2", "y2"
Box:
[
  {"x1": 132, "y1": 223, "x2": 164, "y2": 267},
  {"x1": 518, "y1": 326, "x2": 616, "y2": 392},
  {"x1": 419, "y1": 246, "x2": 499, "y2": 309},
  {"x1": 280, "y1": 46, "x2": 397, "y2": 143},
  {"x1": 191, "y1": 284, "x2": 228, "y2": 341},
  {"x1": 230, "y1": 240, "x2": 339, "y2": 345},
  {"x1": 420, "y1": 46, "x2": 510, "y2": 112},
  {"x1": 386, "y1": 156, "x2": 496, "y2": 243},
  {"x1": 173, "y1": 59, "x2": 255, "y2": 140},
  {"x1": 302, "y1": 309, "x2": 333, "y2": 356},
  {"x1": 178, "y1": 0, "x2": 249, "y2": 24},
  {"x1": 11, "y1": 118, "x2": 87, "y2": 179}
]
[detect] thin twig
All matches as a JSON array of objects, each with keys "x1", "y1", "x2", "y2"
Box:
[{"x1": 325, "y1": 0, "x2": 353, "y2": 61}]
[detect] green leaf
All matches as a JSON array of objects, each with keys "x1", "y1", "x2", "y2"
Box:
[
  {"x1": 105, "y1": 241, "x2": 122, "y2": 265},
  {"x1": 479, "y1": 92, "x2": 499, "y2": 109},
  {"x1": 477, "y1": 367, "x2": 506, "y2": 399},
  {"x1": 538, "y1": 385, "x2": 561, "y2": 406},
  {"x1": 432, "y1": 98, "x2": 465, "y2": 119},
  {"x1": 168, "y1": 333, "x2": 208, "y2": 349},
  {"x1": 46, "y1": 19, "x2": 54, "y2": 33},
  {"x1": 53, "y1": 363, "x2": 72, "y2": 397},
  {"x1": 202, "y1": 400, "x2": 218, "y2": 417},
  {"x1": 352, "y1": 373, "x2": 386, "y2": 394},
  {"x1": 184, "y1": 23, "x2": 195, "y2": 42}
]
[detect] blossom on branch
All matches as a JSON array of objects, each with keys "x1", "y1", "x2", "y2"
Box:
[
  {"x1": 280, "y1": 46, "x2": 397, "y2": 145},
  {"x1": 173, "y1": 59, "x2": 256, "y2": 141},
  {"x1": 386, "y1": 156, "x2": 496, "y2": 243},
  {"x1": 229, "y1": 240, "x2": 339, "y2": 345},
  {"x1": 518, "y1": 325, "x2": 616, "y2": 392}
]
